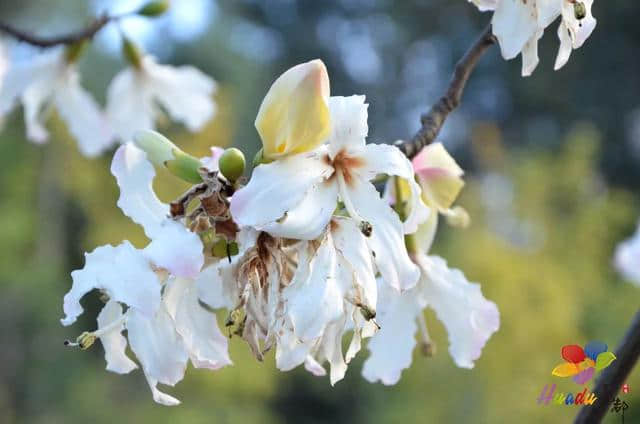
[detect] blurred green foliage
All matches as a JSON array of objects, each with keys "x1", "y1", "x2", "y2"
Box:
[{"x1": 0, "y1": 1, "x2": 639, "y2": 423}]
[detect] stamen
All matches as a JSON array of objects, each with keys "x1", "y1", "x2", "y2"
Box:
[
  {"x1": 64, "y1": 311, "x2": 129, "y2": 350},
  {"x1": 417, "y1": 313, "x2": 436, "y2": 357}
]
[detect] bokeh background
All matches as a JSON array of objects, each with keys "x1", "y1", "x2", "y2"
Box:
[{"x1": 0, "y1": 0, "x2": 638, "y2": 423}]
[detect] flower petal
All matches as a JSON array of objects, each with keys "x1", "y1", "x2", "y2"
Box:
[
  {"x1": 127, "y1": 307, "x2": 189, "y2": 405},
  {"x1": 61, "y1": 242, "x2": 161, "y2": 326},
  {"x1": 96, "y1": 300, "x2": 138, "y2": 374},
  {"x1": 111, "y1": 143, "x2": 168, "y2": 239},
  {"x1": 53, "y1": 68, "x2": 114, "y2": 157},
  {"x1": 554, "y1": 21, "x2": 573, "y2": 71},
  {"x1": 284, "y1": 236, "x2": 343, "y2": 341},
  {"x1": 145, "y1": 56, "x2": 217, "y2": 132},
  {"x1": 521, "y1": 30, "x2": 542, "y2": 77},
  {"x1": 419, "y1": 255, "x2": 500, "y2": 368},
  {"x1": 614, "y1": 223, "x2": 640, "y2": 286},
  {"x1": 143, "y1": 220, "x2": 204, "y2": 279},
  {"x1": 230, "y1": 148, "x2": 334, "y2": 234},
  {"x1": 357, "y1": 143, "x2": 430, "y2": 233},
  {"x1": 327, "y1": 95, "x2": 369, "y2": 158},
  {"x1": 106, "y1": 67, "x2": 154, "y2": 141},
  {"x1": 343, "y1": 176, "x2": 420, "y2": 291},
  {"x1": 164, "y1": 278, "x2": 231, "y2": 370},
  {"x1": 491, "y1": 0, "x2": 538, "y2": 60},
  {"x1": 362, "y1": 283, "x2": 422, "y2": 385}
]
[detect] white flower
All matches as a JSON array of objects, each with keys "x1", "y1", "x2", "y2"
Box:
[
  {"x1": 231, "y1": 94, "x2": 430, "y2": 291},
  {"x1": 0, "y1": 47, "x2": 114, "y2": 156},
  {"x1": 61, "y1": 143, "x2": 233, "y2": 405},
  {"x1": 614, "y1": 222, "x2": 640, "y2": 286},
  {"x1": 362, "y1": 254, "x2": 500, "y2": 384},
  {"x1": 106, "y1": 55, "x2": 216, "y2": 142},
  {"x1": 469, "y1": 0, "x2": 596, "y2": 76}
]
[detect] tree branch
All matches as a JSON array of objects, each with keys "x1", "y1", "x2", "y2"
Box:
[
  {"x1": 0, "y1": 14, "x2": 111, "y2": 47},
  {"x1": 573, "y1": 309, "x2": 640, "y2": 423},
  {"x1": 396, "y1": 24, "x2": 496, "y2": 159}
]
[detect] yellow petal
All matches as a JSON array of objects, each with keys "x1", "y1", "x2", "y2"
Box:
[
  {"x1": 413, "y1": 143, "x2": 464, "y2": 178},
  {"x1": 413, "y1": 143, "x2": 465, "y2": 211},
  {"x1": 552, "y1": 362, "x2": 580, "y2": 377},
  {"x1": 255, "y1": 59, "x2": 330, "y2": 159}
]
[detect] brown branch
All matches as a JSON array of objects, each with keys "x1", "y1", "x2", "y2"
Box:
[
  {"x1": 0, "y1": 14, "x2": 111, "y2": 47},
  {"x1": 574, "y1": 309, "x2": 640, "y2": 423},
  {"x1": 396, "y1": 24, "x2": 496, "y2": 159}
]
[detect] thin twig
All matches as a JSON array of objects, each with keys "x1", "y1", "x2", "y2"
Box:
[
  {"x1": 396, "y1": 24, "x2": 496, "y2": 159},
  {"x1": 0, "y1": 14, "x2": 112, "y2": 47},
  {"x1": 574, "y1": 309, "x2": 640, "y2": 423}
]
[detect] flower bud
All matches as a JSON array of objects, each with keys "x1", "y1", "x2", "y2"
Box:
[
  {"x1": 138, "y1": 0, "x2": 170, "y2": 17},
  {"x1": 122, "y1": 37, "x2": 143, "y2": 69},
  {"x1": 445, "y1": 206, "x2": 470, "y2": 228},
  {"x1": 219, "y1": 148, "x2": 245, "y2": 182},
  {"x1": 134, "y1": 130, "x2": 203, "y2": 184},
  {"x1": 412, "y1": 143, "x2": 465, "y2": 212},
  {"x1": 255, "y1": 59, "x2": 331, "y2": 159}
]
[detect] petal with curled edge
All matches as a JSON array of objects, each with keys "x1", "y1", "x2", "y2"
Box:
[
  {"x1": 96, "y1": 300, "x2": 138, "y2": 374},
  {"x1": 143, "y1": 220, "x2": 204, "y2": 279},
  {"x1": 327, "y1": 95, "x2": 369, "y2": 158},
  {"x1": 362, "y1": 281, "x2": 423, "y2": 385},
  {"x1": 491, "y1": 0, "x2": 538, "y2": 60},
  {"x1": 61, "y1": 241, "x2": 161, "y2": 326},
  {"x1": 111, "y1": 143, "x2": 168, "y2": 239},
  {"x1": 164, "y1": 278, "x2": 231, "y2": 370},
  {"x1": 127, "y1": 307, "x2": 189, "y2": 406},
  {"x1": 230, "y1": 147, "x2": 334, "y2": 235},
  {"x1": 256, "y1": 59, "x2": 330, "y2": 159},
  {"x1": 54, "y1": 68, "x2": 114, "y2": 157},
  {"x1": 342, "y1": 176, "x2": 420, "y2": 291},
  {"x1": 418, "y1": 254, "x2": 500, "y2": 369},
  {"x1": 145, "y1": 56, "x2": 217, "y2": 132},
  {"x1": 284, "y1": 235, "x2": 343, "y2": 342},
  {"x1": 358, "y1": 143, "x2": 430, "y2": 234}
]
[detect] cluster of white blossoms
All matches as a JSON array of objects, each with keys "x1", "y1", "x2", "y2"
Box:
[
  {"x1": 0, "y1": 19, "x2": 216, "y2": 156},
  {"x1": 469, "y1": 0, "x2": 597, "y2": 76},
  {"x1": 614, "y1": 223, "x2": 640, "y2": 287},
  {"x1": 61, "y1": 59, "x2": 500, "y2": 405}
]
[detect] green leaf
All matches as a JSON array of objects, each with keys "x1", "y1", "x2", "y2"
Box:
[{"x1": 138, "y1": 0, "x2": 170, "y2": 17}]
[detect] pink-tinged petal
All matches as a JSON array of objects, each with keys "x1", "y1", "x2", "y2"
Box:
[
  {"x1": 614, "y1": 223, "x2": 640, "y2": 286},
  {"x1": 230, "y1": 147, "x2": 334, "y2": 235},
  {"x1": 362, "y1": 282, "x2": 423, "y2": 385},
  {"x1": 260, "y1": 179, "x2": 338, "y2": 240},
  {"x1": 342, "y1": 176, "x2": 420, "y2": 291},
  {"x1": 418, "y1": 254, "x2": 500, "y2": 368},
  {"x1": 111, "y1": 143, "x2": 168, "y2": 239},
  {"x1": 164, "y1": 278, "x2": 231, "y2": 370},
  {"x1": 358, "y1": 143, "x2": 430, "y2": 234},
  {"x1": 54, "y1": 68, "x2": 114, "y2": 157},
  {"x1": 61, "y1": 242, "x2": 161, "y2": 326},
  {"x1": 284, "y1": 236, "x2": 343, "y2": 342},
  {"x1": 327, "y1": 95, "x2": 369, "y2": 158},
  {"x1": 96, "y1": 300, "x2": 138, "y2": 374},
  {"x1": 144, "y1": 57, "x2": 217, "y2": 132},
  {"x1": 143, "y1": 220, "x2": 204, "y2": 278},
  {"x1": 126, "y1": 307, "x2": 189, "y2": 406}
]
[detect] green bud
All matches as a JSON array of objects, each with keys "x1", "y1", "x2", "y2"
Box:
[
  {"x1": 134, "y1": 130, "x2": 203, "y2": 184},
  {"x1": 574, "y1": 2, "x2": 586, "y2": 20},
  {"x1": 211, "y1": 239, "x2": 239, "y2": 258},
  {"x1": 64, "y1": 40, "x2": 89, "y2": 63},
  {"x1": 122, "y1": 37, "x2": 143, "y2": 69},
  {"x1": 138, "y1": 0, "x2": 170, "y2": 17},
  {"x1": 252, "y1": 147, "x2": 274, "y2": 168},
  {"x1": 219, "y1": 148, "x2": 246, "y2": 182}
]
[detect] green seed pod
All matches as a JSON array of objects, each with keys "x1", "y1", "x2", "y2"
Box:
[
  {"x1": 574, "y1": 2, "x2": 586, "y2": 20},
  {"x1": 64, "y1": 40, "x2": 89, "y2": 63},
  {"x1": 219, "y1": 148, "x2": 246, "y2": 182},
  {"x1": 138, "y1": 0, "x2": 170, "y2": 17}
]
